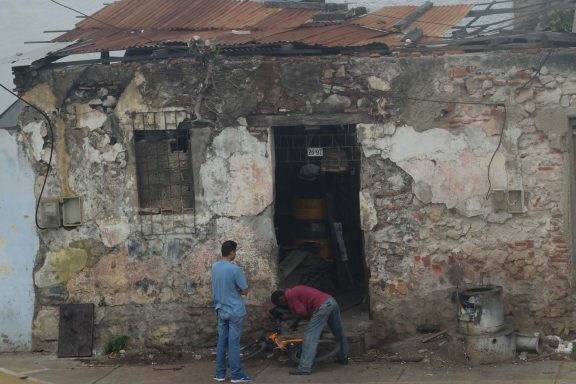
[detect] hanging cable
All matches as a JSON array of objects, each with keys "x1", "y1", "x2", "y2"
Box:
[
  {"x1": 0, "y1": 83, "x2": 54, "y2": 230},
  {"x1": 386, "y1": 93, "x2": 507, "y2": 199},
  {"x1": 45, "y1": 0, "x2": 182, "y2": 50}
]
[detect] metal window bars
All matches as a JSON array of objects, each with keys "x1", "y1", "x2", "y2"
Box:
[
  {"x1": 274, "y1": 124, "x2": 361, "y2": 166},
  {"x1": 131, "y1": 110, "x2": 196, "y2": 234}
]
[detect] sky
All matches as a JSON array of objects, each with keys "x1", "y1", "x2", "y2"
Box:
[
  {"x1": 0, "y1": 0, "x2": 103, "y2": 112},
  {"x1": 0, "y1": 0, "x2": 508, "y2": 112}
]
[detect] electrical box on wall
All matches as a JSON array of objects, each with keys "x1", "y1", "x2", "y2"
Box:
[
  {"x1": 40, "y1": 200, "x2": 61, "y2": 228},
  {"x1": 491, "y1": 189, "x2": 524, "y2": 213},
  {"x1": 62, "y1": 196, "x2": 83, "y2": 227},
  {"x1": 507, "y1": 190, "x2": 524, "y2": 213}
]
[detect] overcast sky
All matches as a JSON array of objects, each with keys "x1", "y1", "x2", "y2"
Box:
[
  {"x1": 0, "y1": 0, "x2": 503, "y2": 112},
  {"x1": 0, "y1": 0, "x2": 103, "y2": 111}
]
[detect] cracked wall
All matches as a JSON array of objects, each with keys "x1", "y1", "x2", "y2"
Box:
[
  {"x1": 355, "y1": 55, "x2": 576, "y2": 336},
  {"x1": 13, "y1": 63, "x2": 278, "y2": 353},
  {"x1": 10, "y1": 51, "x2": 576, "y2": 352}
]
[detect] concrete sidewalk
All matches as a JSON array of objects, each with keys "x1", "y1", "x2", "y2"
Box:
[{"x1": 1, "y1": 352, "x2": 575, "y2": 384}]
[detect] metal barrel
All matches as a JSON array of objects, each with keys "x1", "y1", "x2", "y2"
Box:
[{"x1": 457, "y1": 285, "x2": 505, "y2": 335}]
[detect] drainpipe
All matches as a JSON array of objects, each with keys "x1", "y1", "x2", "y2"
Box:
[{"x1": 516, "y1": 333, "x2": 543, "y2": 354}]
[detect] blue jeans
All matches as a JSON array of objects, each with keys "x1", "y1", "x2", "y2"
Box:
[
  {"x1": 215, "y1": 310, "x2": 245, "y2": 379},
  {"x1": 298, "y1": 297, "x2": 349, "y2": 372}
]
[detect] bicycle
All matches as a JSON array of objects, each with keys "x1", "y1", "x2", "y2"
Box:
[{"x1": 239, "y1": 307, "x2": 340, "y2": 364}]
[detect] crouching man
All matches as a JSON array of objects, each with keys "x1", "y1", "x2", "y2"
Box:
[{"x1": 271, "y1": 285, "x2": 349, "y2": 375}]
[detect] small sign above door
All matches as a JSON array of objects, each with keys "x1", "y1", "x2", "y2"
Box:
[{"x1": 307, "y1": 147, "x2": 324, "y2": 157}]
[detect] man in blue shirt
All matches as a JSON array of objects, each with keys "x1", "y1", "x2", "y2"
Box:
[{"x1": 211, "y1": 240, "x2": 252, "y2": 383}]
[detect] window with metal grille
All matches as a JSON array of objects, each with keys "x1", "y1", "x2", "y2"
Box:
[{"x1": 132, "y1": 111, "x2": 194, "y2": 214}]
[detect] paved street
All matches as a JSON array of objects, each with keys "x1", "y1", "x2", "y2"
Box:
[{"x1": 1, "y1": 352, "x2": 575, "y2": 384}]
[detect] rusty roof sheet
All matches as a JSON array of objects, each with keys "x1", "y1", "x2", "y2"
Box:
[
  {"x1": 352, "y1": 4, "x2": 474, "y2": 39},
  {"x1": 258, "y1": 24, "x2": 392, "y2": 47},
  {"x1": 52, "y1": 0, "x2": 475, "y2": 55},
  {"x1": 57, "y1": 29, "x2": 294, "y2": 54},
  {"x1": 70, "y1": 0, "x2": 315, "y2": 31}
]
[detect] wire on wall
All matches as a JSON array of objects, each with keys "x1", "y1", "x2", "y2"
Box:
[
  {"x1": 386, "y1": 93, "x2": 507, "y2": 200},
  {"x1": 0, "y1": 83, "x2": 54, "y2": 230}
]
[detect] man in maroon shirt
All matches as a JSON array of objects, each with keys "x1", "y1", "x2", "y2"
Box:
[{"x1": 271, "y1": 285, "x2": 349, "y2": 375}]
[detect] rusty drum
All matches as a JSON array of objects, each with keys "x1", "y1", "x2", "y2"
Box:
[{"x1": 457, "y1": 285, "x2": 505, "y2": 336}]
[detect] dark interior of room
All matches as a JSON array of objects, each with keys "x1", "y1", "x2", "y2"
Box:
[{"x1": 273, "y1": 124, "x2": 367, "y2": 308}]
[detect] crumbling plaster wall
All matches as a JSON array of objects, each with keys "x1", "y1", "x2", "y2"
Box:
[
  {"x1": 15, "y1": 63, "x2": 277, "y2": 353},
  {"x1": 13, "y1": 50, "x2": 576, "y2": 351},
  {"x1": 353, "y1": 53, "x2": 576, "y2": 336}
]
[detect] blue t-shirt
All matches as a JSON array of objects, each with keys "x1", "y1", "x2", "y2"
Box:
[{"x1": 211, "y1": 260, "x2": 248, "y2": 317}]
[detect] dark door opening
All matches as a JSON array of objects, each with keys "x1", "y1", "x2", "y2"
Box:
[{"x1": 273, "y1": 124, "x2": 366, "y2": 307}]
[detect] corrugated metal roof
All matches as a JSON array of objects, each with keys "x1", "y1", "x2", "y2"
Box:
[
  {"x1": 259, "y1": 24, "x2": 391, "y2": 47},
  {"x1": 52, "y1": 0, "x2": 473, "y2": 55},
  {"x1": 352, "y1": 5, "x2": 474, "y2": 38},
  {"x1": 70, "y1": 0, "x2": 315, "y2": 31}
]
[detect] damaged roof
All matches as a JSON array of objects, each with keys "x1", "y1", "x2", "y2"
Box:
[
  {"x1": 40, "y1": 0, "x2": 576, "y2": 62},
  {"x1": 51, "y1": 0, "x2": 473, "y2": 55}
]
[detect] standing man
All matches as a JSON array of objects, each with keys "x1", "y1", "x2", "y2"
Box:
[
  {"x1": 271, "y1": 285, "x2": 349, "y2": 375},
  {"x1": 211, "y1": 240, "x2": 252, "y2": 383}
]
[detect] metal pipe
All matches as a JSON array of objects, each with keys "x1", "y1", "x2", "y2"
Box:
[{"x1": 516, "y1": 334, "x2": 543, "y2": 354}]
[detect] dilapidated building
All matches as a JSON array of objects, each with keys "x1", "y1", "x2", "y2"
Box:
[{"x1": 2, "y1": 0, "x2": 576, "y2": 355}]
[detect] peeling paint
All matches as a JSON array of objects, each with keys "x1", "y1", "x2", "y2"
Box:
[
  {"x1": 360, "y1": 190, "x2": 377, "y2": 231},
  {"x1": 67, "y1": 249, "x2": 169, "y2": 306},
  {"x1": 115, "y1": 71, "x2": 147, "y2": 120},
  {"x1": 361, "y1": 125, "x2": 510, "y2": 216},
  {"x1": 22, "y1": 121, "x2": 46, "y2": 161},
  {"x1": 22, "y1": 83, "x2": 57, "y2": 111},
  {"x1": 35, "y1": 248, "x2": 88, "y2": 288},
  {"x1": 73, "y1": 103, "x2": 107, "y2": 130},
  {"x1": 211, "y1": 126, "x2": 267, "y2": 159},
  {"x1": 201, "y1": 126, "x2": 273, "y2": 217}
]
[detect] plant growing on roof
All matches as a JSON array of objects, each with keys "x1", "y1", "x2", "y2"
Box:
[
  {"x1": 542, "y1": 10, "x2": 574, "y2": 32},
  {"x1": 186, "y1": 36, "x2": 219, "y2": 127}
]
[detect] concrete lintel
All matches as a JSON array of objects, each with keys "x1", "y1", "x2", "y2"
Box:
[{"x1": 246, "y1": 112, "x2": 371, "y2": 127}]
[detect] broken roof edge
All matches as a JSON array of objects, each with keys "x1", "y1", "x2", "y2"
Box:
[
  {"x1": 15, "y1": 41, "x2": 390, "y2": 70},
  {"x1": 391, "y1": 31, "x2": 576, "y2": 53}
]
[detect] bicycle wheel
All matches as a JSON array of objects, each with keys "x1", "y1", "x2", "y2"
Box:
[
  {"x1": 289, "y1": 339, "x2": 340, "y2": 364},
  {"x1": 240, "y1": 340, "x2": 267, "y2": 361}
]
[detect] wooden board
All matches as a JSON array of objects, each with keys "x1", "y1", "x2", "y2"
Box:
[{"x1": 57, "y1": 303, "x2": 94, "y2": 357}]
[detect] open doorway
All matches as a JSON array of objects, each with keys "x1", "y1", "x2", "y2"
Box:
[{"x1": 273, "y1": 124, "x2": 366, "y2": 308}]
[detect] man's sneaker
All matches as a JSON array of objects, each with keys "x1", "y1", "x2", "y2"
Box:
[
  {"x1": 289, "y1": 369, "x2": 310, "y2": 375},
  {"x1": 335, "y1": 357, "x2": 349, "y2": 365},
  {"x1": 213, "y1": 375, "x2": 226, "y2": 382},
  {"x1": 231, "y1": 374, "x2": 253, "y2": 383}
]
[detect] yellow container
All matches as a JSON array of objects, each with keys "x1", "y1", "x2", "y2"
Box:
[{"x1": 293, "y1": 198, "x2": 327, "y2": 220}]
